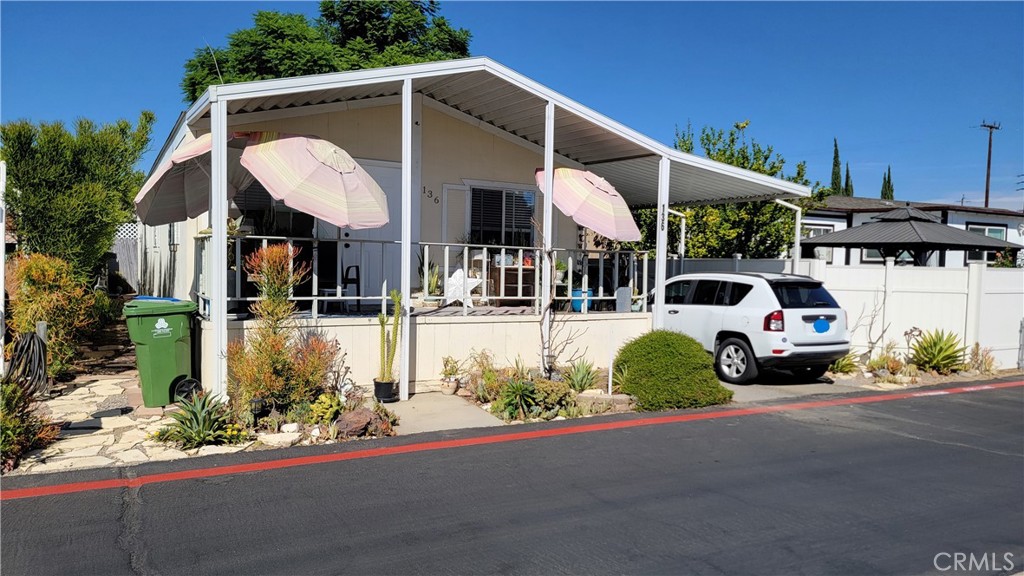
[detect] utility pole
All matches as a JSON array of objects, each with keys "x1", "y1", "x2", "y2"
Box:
[{"x1": 980, "y1": 120, "x2": 1000, "y2": 207}]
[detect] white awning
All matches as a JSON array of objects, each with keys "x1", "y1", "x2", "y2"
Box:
[{"x1": 179, "y1": 57, "x2": 808, "y2": 207}]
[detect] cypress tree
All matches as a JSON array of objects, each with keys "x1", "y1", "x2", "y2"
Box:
[
  {"x1": 843, "y1": 163, "x2": 854, "y2": 196},
  {"x1": 830, "y1": 138, "x2": 842, "y2": 196},
  {"x1": 880, "y1": 166, "x2": 894, "y2": 200}
]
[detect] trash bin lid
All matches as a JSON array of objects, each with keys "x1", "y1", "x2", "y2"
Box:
[{"x1": 123, "y1": 297, "x2": 198, "y2": 317}]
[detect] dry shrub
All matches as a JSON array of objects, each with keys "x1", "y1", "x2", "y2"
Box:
[
  {"x1": 5, "y1": 253, "x2": 97, "y2": 376},
  {"x1": 228, "y1": 244, "x2": 340, "y2": 415},
  {"x1": 1, "y1": 380, "x2": 60, "y2": 473}
]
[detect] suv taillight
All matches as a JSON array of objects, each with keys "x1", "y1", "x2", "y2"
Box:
[{"x1": 764, "y1": 310, "x2": 784, "y2": 332}]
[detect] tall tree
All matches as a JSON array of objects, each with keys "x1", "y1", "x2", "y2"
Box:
[
  {"x1": 614, "y1": 121, "x2": 811, "y2": 259},
  {"x1": 843, "y1": 162, "x2": 854, "y2": 196},
  {"x1": 181, "y1": 1, "x2": 471, "y2": 102},
  {"x1": 830, "y1": 138, "x2": 842, "y2": 196},
  {"x1": 880, "y1": 165, "x2": 894, "y2": 200},
  {"x1": 0, "y1": 113, "x2": 156, "y2": 278}
]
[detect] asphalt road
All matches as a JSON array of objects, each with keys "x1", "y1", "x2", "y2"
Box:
[{"x1": 2, "y1": 379, "x2": 1022, "y2": 576}]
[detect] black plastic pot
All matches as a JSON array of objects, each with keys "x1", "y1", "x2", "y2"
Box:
[{"x1": 373, "y1": 379, "x2": 397, "y2": 403}]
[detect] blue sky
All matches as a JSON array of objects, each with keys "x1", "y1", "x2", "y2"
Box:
[{"x1": 2, "y1": 1, "x2": 1022, "y2": 210}]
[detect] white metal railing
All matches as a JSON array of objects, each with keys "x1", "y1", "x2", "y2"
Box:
[{"x1": 195, "y1": 234, "x2": 650, "y2": 318}]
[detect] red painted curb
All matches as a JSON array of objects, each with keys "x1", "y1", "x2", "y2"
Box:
[{"x1": 3, "y1": 380, "x2": 1021, "y2": 501}]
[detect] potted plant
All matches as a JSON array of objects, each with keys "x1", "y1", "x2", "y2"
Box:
[
  {"x1": 439, "y1": 355, "x2": 463, "y2": 395},
  {"x1": 374, "y1": 289, "x2": 402, "y2": 403},
  {"x1": 554, "y1": 259, "x2": 567, "y2": 284}
]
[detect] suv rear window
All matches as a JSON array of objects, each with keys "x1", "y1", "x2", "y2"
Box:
[{"x1": 770, "y1": 282, "x2": 839, "y2": 309}]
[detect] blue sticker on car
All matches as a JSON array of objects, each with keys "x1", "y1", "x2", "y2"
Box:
[{"x1": 813, "y1": 318, "x2": 830, "y2": 333}]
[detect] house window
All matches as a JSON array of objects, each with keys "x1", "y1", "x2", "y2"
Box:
[
  {"x1": 470, "y1": 187, "x2": 535, "y2": 246},
  {"x1": 801, "y1": 224, "x2": 834, "y2": 263},
  {"x1": 862, "y1": 248, "x2": 913, "y2": 264},
  {"x1": 966, "y1": 224, "x2": 1007, "y2": 264}
]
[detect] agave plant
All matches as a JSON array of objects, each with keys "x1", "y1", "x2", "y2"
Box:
[
  {"x1": 563, "y1": 359, "x2": 597, "y2": 393},
  {"x1": 911, "y1": 329, "x2": 967, "y2": 374},
  {"x1": 828, "y1": 353, "x2": 858, "y2": 375},
  {"x1": 499, "y1": 379, "x2": 538, "y2": 421},
  {"x1": 159, "y1": 393, "x2": 235, "y2": 449}
]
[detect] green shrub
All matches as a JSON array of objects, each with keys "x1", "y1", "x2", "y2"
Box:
[
  {"x1": 562, "y1": 358, "x2": 597, "y2": 393},
  {"x1": 534, "y1": 379, "x2": 573, "y2": 411},
  {"x1": 310, "y1": 392, "x2": 343, "y2": 425},
  {"x1": 5, "y1": 253, "x2": 99, "y2": 377},
  {"x1": 0, "y1": 113, "x2": 154, "y2": 279},
  {"x1": 614, "y1": 330, "x2": 732, "y2": 411},
  {"x1": 1, "y1": 380, "x2": 60, "y2": 473},
  {"x1": 911, "y1": 329, "x2": 966, "y2": 374}
]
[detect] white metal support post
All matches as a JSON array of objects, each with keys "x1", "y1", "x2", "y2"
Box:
[
  {"x1": 775, "y1": 199, "x2": 801, "y2": 274},
  {"x1": 399, "y1": 79, "x2": 413, "y2": 401},
  {"x1": 0, "y1": 160, "x2": 6, "y2": 377},
  {"x1": 541, "y1": 101, "x2": 555, "y2": 368},
  {"x1": 653, "y1": 157, "x2": 671, "y2": 330},
  {"x1": 667, "y1": 208, "x2": 687, "y2": 274},
  {"x1": 210, "y1": 94, "x2": 229, "y2": 399}
]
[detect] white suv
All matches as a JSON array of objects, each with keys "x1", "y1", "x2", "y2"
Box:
[{"x1": 654, "y1": 272, "x2": 849, "y2": 384}]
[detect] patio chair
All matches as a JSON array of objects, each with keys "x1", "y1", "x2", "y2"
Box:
[{"x1": 318, "y1": 265, "x2": 361, "y2": 314}]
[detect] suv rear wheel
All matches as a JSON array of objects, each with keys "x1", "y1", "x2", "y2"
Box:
[{"x1": 716, "y1": 338, "x2": 759, "y2": 384}]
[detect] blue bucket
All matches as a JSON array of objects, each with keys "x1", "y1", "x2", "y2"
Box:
[{"x1": 570, "y1": 289, "x2": 593, "y2": 312}]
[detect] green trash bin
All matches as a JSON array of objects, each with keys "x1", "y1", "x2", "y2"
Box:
[{"x1": 123, "y1": 297, "x2": 199, "y2": 408}]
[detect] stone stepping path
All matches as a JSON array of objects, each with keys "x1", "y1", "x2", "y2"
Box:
[{"x1": 10, "y1": 372, "x2": 253, "y2": 476}]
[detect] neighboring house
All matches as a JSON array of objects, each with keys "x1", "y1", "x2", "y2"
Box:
[
  {"x1": 802, "y1": 196, "x2": 1024, "y2": 267},
  {"x1": 138, "y1": 57, "x2": 808, "y2": 400}
]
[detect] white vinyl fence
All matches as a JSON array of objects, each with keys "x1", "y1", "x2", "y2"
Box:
[{"x1": 819, "y1": 259, "x2": 1023, "y2": 369}]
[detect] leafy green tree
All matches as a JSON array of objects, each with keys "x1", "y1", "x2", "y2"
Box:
[
  {"x1": 830, "y1": 138, "x2": 842, "y2": 196},
  {"x1": 843, "y1": 162, "x2": 854, "y2": 197},
  {"x1": 0, "y1": 113, "x2": 155, "y2": 278},
  {"x1": 615, "y1": 121, "x2": 811, "y2": 259},
  {"x1": 181, "y1": 1, "x2": 471, "y2": 102},
  {"x1": 880, "y1": 165, "x2": 894, "y2": 200}
]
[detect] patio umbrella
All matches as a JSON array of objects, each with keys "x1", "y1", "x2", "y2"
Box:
[
  {"x1": 135, "y1": 132, "x2": 253, "y2": 226},
  {"x1": 240, "y1": 132, "x2": 389, "y2": 230},
  {"x1": 534, "y1": 167, "x2": 640, "y2": 241},
  {"x1": 802, "y1": 206, "x2": 1019, "y2": 265}
]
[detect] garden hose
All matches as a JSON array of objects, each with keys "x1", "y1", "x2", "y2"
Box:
[{"x1": 5, "y1": 332, "x2": 49, "y2": 397}]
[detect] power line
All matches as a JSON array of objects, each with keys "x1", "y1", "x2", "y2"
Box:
[{"x1": 980, "y1": 120, "x2": 1001, "y2": 208}]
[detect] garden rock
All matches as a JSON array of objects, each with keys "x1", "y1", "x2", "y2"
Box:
[
  {"x1": 335, "y1": 408, "x2": 374, "y2": 437},
  {"x1": 280, "y1": 423, "x2": 301, "y2": 434},
  {"x1": 258, "y1": 432, "x2": 302, "y2": 448}
]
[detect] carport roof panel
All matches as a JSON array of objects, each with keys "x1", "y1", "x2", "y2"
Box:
[{"x1": 185, "y1": 57, "x2": 809, "y2": 206}]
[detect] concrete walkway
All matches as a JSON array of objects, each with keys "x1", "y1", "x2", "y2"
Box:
[{"x1": 388, "y1": 392, "x2": 503, "y2": 434}]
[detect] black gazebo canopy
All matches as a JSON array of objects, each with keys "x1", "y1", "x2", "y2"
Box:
[{"x1": 802, "y1": 207, "x2": 1019, "y2": 266}]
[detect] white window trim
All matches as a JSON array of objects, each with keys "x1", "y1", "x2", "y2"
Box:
[
  {"x1": 965, "y1": 223, "x2": 1007, "y2": 264},
  {"x1": 801, "y1": 223, "x2": 835, "y2": 264},
  {"x1": 463, "y1": 179, "x2": 539, "y2": 247}
]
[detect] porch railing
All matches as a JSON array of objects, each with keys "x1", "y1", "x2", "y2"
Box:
[{"x1": 195, "y1": 234, "x2": 649, "y2": 318}]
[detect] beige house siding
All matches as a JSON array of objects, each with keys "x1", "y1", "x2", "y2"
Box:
[{"x1": 201, "y1": 312, "x2": 651, "y2": 390}]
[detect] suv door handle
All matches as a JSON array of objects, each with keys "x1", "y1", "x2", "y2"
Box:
[{"x1": 668, "y1": 310, "x2": 679, "y2": 315}]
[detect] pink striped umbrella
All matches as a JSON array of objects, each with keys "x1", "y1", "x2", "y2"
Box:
[
  {"x1": 135, "y1": 132, "x2": 252, "y2": 225},
  {"x1": 240, "y1": 132, "x2": 389, "y2": 230},
  {"x1": 535, "y1": 167, "x2": 640, "y2": 241}
]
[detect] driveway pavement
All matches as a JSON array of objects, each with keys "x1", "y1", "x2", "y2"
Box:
[{"x1": 2, "y1": 378, "x2": 1021, "y2": 575}]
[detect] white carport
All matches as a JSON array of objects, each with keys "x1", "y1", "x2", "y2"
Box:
[{"x1": 173, "y1": 57, "x2": 808, "y2": 402}]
